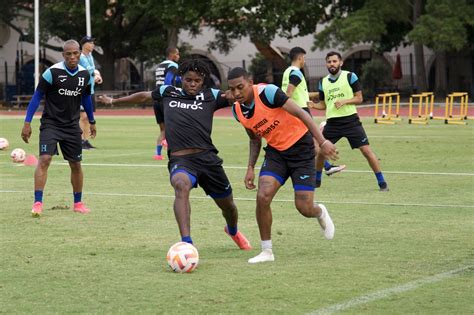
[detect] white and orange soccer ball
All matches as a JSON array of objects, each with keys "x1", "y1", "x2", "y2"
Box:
[
  {"x1": 166, "y1": 242, "x2": 199, "y2": 273},
  {"x1": 10, "y1": 148, "x2": 26, "y2": 163},
  {"x1": 0, "y1": 137, "x2": 9, "y2": 150}
]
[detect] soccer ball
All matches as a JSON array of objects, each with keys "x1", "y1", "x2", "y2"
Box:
[
  {"x1": 0, "y1": 138, "x2": 9, "y2": 150},
  {"x1": 10, "y1": 148, "x2": 26, "y2": 163},
  {"x1": 166, "y1": 242, "x2": 199, "y2": 273}
]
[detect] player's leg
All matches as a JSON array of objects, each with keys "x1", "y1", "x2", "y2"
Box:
[
  {"x1": 153, "y1": 102, "x2": 165, "y2": 160},
  {"x1": 359, "y1": 145, "x2": 389, "y2": 191},
  {"x1": 316, "y1": 121, "x2": 346, "y2": 176},
  {"x1": 60, "y1": 130, "x2": 90, "y2": 213},
  {"x1": 346, "y1": 121, "x2": 389, "y2": 191},
  {"x1": 170, "y1": 171, "x2": 195, "y2": 243},
  {"x1": 315, "y1": 122, "x2": 342, "y2": 188}
]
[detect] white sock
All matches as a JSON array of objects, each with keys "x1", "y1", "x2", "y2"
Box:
[{"x1": 261, "y1": 240, "x2": 272, "y2": 251}]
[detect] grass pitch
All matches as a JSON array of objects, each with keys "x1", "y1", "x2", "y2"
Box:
[{"x1": 0, "y1": 115, "x2": 473, "y2": 314}]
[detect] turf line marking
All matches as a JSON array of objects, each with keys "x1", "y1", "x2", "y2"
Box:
[
  {"x1": 1, "y1": 190, "x2": 473, "y2": 209},
  {"x1": 14, "y1": 162, "x2": 469, "y2": 177},
  {"x1": 308, "y1": 265, "x2": 473, "y2": 315}
]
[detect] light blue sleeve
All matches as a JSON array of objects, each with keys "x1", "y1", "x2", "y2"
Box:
[
  {"x1": 264, "y1": 84, "x2": 279, "y2": 105},
  {"x1": 350, "y1": 73, "x2": 359, "y2": 85},
  {"x1": 290, "y1": 69, "x2": 304, "y2": 80},
  {"x1": 42, "y1": 69, "x2": 53, "y2": 85}
]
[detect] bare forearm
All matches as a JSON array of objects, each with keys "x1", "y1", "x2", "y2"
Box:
[
  {"x1": 248, "y1": 138, "x2": 261, "y2": 168},
  {"x1": 111, "y1": 91, "x2": 152, "y2": 106}
]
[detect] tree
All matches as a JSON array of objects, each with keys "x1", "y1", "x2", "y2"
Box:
[
  {"x1": 408, "y1": 0, "x2": 474, "y2": 95},
  {"x1": 205, "y1": 0, "x2": 330, "y2": 82}
]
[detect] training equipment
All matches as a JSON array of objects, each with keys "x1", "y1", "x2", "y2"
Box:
[
  {"x1": 374, "y1": 92, "x2": 401, "y2": 124},
  {"x1": 0, "y1": 138, "x2": 9, "y2": 150},
  {"x1": 224, "y1": 226, "x2": 252, "y2": 250},
  {"x1": 31, "y1": 201, "x2": 43, "y2": 217},
  {"x1": 73, "y1": 202, "x2": 90, "y2": 214},
  {"x1": 408, "y1": 92, "x2": 434, "y2": 125},
  {"x1": 23, "y1": 154, "x2": 38, "y2": 166},
  {"x1": 317, "y1": 203, "x2": 335, "y2": 240},
  {"x1": 10, "y1": 148, "x2": 26, "y2": 163},
  {"x1": 166, "y1": 242, "x2": 199, "y2": 273},
  {"x1": 444, "y1": 92, "x2": 469, "y2": 125},
  {"x1": 248, "y1": 249, "x2": 275, "y2": 264}
]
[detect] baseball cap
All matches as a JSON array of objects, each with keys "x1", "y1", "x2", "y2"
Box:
[{"x1": 80, "y1": 36, "x2": 95, "y2": 46}]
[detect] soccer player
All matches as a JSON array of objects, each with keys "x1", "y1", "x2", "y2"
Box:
[
  {"x1": 153, "y1": 47, "x2": 181, "y2": 160},
  {"x1": 79, "y1": 36, "x2": 102, "y2": 150},
  {"x1": 21, "y1": 40, "x2": 96, "y2": 217},
  {"x1": 310, "y1": 51, "x2": 389, "y2": 191},
  {"x1": 227, "y1": 67, "x2": 338, "y2": 264},
  {"x1": 97, "y1": 59, "x2": 251, "y2": 250},
  {"x1": 282, "y1": 46, "x2": 346, "y2": 177}
]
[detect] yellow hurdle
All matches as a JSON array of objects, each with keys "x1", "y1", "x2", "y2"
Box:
[
  {"x1": 374, "y1": 92, "x2": 401, "y2": 124},
  {"x1": 409, "y1": 92, "x2": 434, "y2": 125},
  {"x1": 445, "y1": 92, "x2": 469, "y2": 125}
]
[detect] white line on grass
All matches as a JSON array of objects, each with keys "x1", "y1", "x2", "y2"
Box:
[
  {"x1": 33, "y1": 162, "x2": 474, "y2": 177},
  {"x1": 1, "y1": 190, "x2": 473, "y2": 209},
  {"x1": 308, "y1": 265, "x2": 473, "y2": 315}
]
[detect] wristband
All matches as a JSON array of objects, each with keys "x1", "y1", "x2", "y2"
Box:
[
  {"x1": 319, "y1": 139, "x2": 330, "y2": 148},
  {"x1": 89, "y1": 120, "x2": 96, "y2": 125}
]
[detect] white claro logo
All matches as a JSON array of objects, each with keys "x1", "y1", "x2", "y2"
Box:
[
  {"x1": 169, "y1": 100, "x2": 203, "y2": 110},
  {"x1": 59, "y1": 87, "x2": 82, "y2": 96}
]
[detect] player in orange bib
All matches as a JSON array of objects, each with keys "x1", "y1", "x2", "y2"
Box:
[{"x1": 227, "y1": 67, "x2": 339, "y2": 263}]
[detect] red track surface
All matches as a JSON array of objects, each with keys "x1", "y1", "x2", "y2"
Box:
[{"x1": 1, "y1": 105, "x2": 472, "y2": 118}]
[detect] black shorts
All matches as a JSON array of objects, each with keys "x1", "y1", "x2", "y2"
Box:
[
  {"x1": 153, "y1": 101, "x2": 164, "y2": 125},
  {"x1": 324, "y1": 114, "x2": 369, "y2": 149},
  {"x1": 168, "y1": 150, "x2": 232, "y2": 199},
  {"x1": 80, "y1": 95, "x2": 96, "y2": 112},
  {"x1": 39, "y1": 125, "x2": 82, "y2": 161},
  {"x1": 260, "y1": 132, "x2": 316, "y2": 191}
]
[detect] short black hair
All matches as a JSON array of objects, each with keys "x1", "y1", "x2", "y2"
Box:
[
  {"x1": 178, "y1": 59, "x2": 210, "y2": 77},
  {"x1": 289, "y1": 47, "x2": 306, "y2": 61},
  {"x1": 166, "y1": 47, "x2": 178, "y2": 56},
  {"x1": 227, "y1": 67, "x2": 250, "y2": 80},
  {"x1": 326, "y1": 51, "x2": 342, "y2": 60}
]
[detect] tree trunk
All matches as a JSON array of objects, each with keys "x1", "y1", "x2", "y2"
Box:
[
  {"x1": 434, "y1": 51, "x2": 448, "y2": 96},
  {"x1": 94, "y1": 50, "x2": 116, "y2": 90},
  {"x1": 167, "y1": 27, "x2": 179, "y2": 49},
  {"x1": 413, "y1": 0, "x2": 427, "y2": 92}
]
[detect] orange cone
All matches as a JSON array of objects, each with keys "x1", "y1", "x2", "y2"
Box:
[{"x1": 23, "y1": 154, "x2": 38, "y2": 166}]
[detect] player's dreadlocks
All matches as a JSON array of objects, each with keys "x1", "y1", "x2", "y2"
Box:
[{"x1": 178, "y1": 59, "x2": 211, "y2": 78}]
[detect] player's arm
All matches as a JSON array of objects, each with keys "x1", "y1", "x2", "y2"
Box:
[
  {"x1": 308, "y1": 80, "x2": 327, "y2": 110},
  {"x1": 97, "y1": 91, "x2": 152, "y2": 106},
  {"x1": 81, "y1": 94, "x2": 97, "y2": 138},
  {"x1": 282, "y1": 99, "x2": 338, "y2": 161},
  {"x1": 22, "y1": 69, "x2": 50, "y2": 143},
  {"x1": 244, "y1": 127, "x2": 262, "y2": 190}
]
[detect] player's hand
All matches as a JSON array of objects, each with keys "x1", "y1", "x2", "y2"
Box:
[
  {"x1": 21, "y1": 123, "x2": 32, "y2": 143},
  {"x1": 94, "y1": 70, "x2": 103, "y2": 84},
  {"x1": 97, "y1": 95, "x2": 112, "y2": 105},
  {"x1": 244, "y1": 166, "x2": 256, "y2": 190},
  {"x1": 224, "y1": 90, "x2": 234, "y2": 101},
  {"x1": 89, "y1": 124, "x2": 97, "y2": 139},
  {"x1": 320, "y1": 140, "x2": 339, "y2": 161},
  {"x1": 335, "y1": 100, "x2": 345, "y2": 109}
]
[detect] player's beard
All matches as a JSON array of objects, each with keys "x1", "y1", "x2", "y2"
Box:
[{"x1": 328, "y1": 65, "x2": 341, "y2": 75}]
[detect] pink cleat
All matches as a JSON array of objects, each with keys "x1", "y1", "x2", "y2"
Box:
[
  {"x1": 31, "y1": 201, "x2": 43, "y2": 217},
  {"x1": 73, "y1": 202, "x2": 90, "y2": 214},
  {"x1": 161, "y1": 139, "x2": 168, "y2": 147},
  {"x1": 224, "y1": 226, "x2": 252, "y2": 250},
  {"x1": 153, "y1": 154, "x2": 164, "y2": 160}
]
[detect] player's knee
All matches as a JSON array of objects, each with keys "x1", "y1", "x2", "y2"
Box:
[
  {"x1": 173, "y1": 178, "x2": 191, "y2": 195},
  {"x1": 256, "y1": 190, "x2": 273, "y2": 206},
  {"x1": 295, "y1": 201, "x2": 313, "y2": 217},
  {"x1": 38, "y1": 155, "x2": 52, "y2": 168}
]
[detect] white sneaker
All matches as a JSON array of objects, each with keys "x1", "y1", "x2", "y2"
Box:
[
  {"x1": 317, "y1": 203, "x2": 335, "y2": 240},
  {"x1": 248, "y1": 249, "x2": 275, "y2": 264},
  {"x1": 325, "y1": 164, "x2": 346, "y2": 176}
]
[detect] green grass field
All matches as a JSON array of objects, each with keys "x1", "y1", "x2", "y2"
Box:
[{"x1": 1, "y1": 115, "x2": 473, "y2": 314}]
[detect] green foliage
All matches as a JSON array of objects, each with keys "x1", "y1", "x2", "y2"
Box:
[
  {"x1": 408, "y1": 0, "x2": 474, "y2": 52},
  {"x1": 360, "y1": 58, "x2": 391, "y2": 97},
  {"x1": 207, "y1": 0, "x2": 329, "y2": 53}
]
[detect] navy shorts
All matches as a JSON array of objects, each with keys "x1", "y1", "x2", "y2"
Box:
[
  {"x1": 153, "y1": 101, "x2": 164, "y2": 125},
  {"x1": 39, "y1": 125, "x2": 82, "y2": 161},
  {"x1": 168, "y1": 150, "x2": 232, "y2": 199},
  {"x1": 260, "y1": 132, "x2": 316, "y2": 191},
  {"x1": 324, "y1": 114, "x2": 369, "y2": 149}
]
